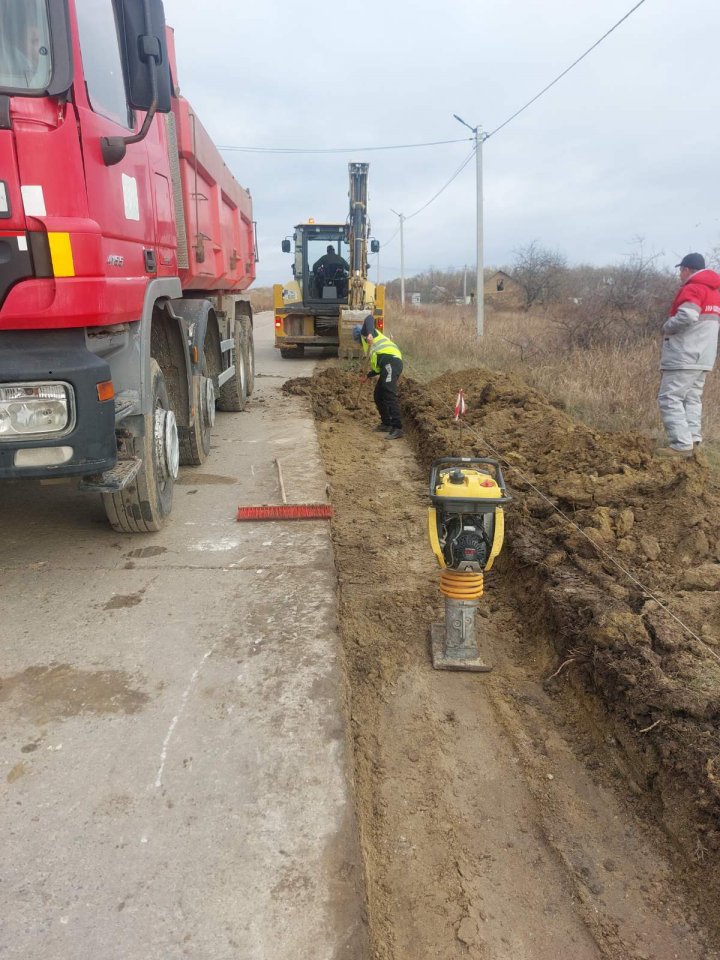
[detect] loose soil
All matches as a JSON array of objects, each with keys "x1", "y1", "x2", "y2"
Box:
[{"x1": 286, "y1": 366, "x2": 720, "y2": 960}]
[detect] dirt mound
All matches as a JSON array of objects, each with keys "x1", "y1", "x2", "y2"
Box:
[
  {"x1": 283, "y1": 368, "x2": 362, "y2": 420},
  {"x1": 310, "y1": 365, "x2": 720, "y2": 911},
  {"x1": 404, "y1": 368, "x2": 720, "y2": 885}
]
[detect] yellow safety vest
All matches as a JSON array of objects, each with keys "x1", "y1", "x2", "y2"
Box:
[{"x1": 362, "y1": 332, "x2": 402, "y2": 374}]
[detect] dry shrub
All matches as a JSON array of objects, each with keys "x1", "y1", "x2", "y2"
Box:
[
  {"x1": 389, "y1": 302, "x2": 720, "y2": 446},
  {"x1": 247, "y1": 286, "x2": 274, "y2": 312}
]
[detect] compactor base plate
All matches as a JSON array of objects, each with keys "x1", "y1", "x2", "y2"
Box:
[{"x1": 430, "y1": 623, "x2": 493, "y2": 673}]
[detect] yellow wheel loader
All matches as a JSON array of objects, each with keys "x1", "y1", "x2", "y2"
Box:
[{"x1": 273, "y1": 163, "x2": 385, "y2": 359}]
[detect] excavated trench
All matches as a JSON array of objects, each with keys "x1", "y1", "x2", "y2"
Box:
[{"x1": 286, "y1": 366, "x2": 720, "y2": 960}]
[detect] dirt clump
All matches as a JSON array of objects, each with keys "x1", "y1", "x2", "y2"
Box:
[{"x1": 284, "y1": 368, "x2": 362, "y2": 419}]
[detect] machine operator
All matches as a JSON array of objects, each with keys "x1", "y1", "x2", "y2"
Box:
[{"x1": 312, "y1": 245, "x2": 349, "y2": 295}]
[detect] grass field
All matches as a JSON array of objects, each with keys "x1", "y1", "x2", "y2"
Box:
[{"x1": 388, "y1": 302, "x2": 720, "y2": 453}]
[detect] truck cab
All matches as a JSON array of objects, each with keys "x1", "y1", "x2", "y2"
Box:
[
  {"x1": 0, "y1": 0, "x2": 256, "y2": 532},
  {"x1": 301, "y1": 225, "x2": 350, "y2": 303}
]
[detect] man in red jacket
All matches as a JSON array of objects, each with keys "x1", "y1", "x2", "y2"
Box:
[{"x1": 657, "y1": 253, "x2": 720, "y2": 456}]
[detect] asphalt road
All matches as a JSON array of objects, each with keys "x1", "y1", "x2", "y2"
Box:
[{"x1": 0, "y1": 313, "x2": 366, "y2": 960}]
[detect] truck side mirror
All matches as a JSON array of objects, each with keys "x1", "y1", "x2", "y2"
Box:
[
  {"x1": 102, "y1": 0, "x2": 173, "y2": 165},
  {"x1": 281, "y1": 240, "x2": 291, "y2": 253},
  {"x1": 119, "y1": 0, "x2": 172, "y2": 113},
  {"x1": 370, "y1": 239, "x2": 380, "y2": 253}
]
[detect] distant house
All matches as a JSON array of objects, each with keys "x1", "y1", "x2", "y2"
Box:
[{"x1": 483, "y1": 270, "x2": 524, "y2": 309}]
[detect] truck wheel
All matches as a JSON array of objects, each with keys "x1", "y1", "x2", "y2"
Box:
[
  {"x1": 240, "y1": 317, "x2": 255, "y2": 396},
  {"x1": 217, "y1": 322, "x2": 247, "y2": 412},
  {"x1": 280, "y1": 345, "x2": 304, "y2": 359},
  {"x1": 102, "y1": 360, "x2": 178, "y2": 533},
  {"x1": 180, "y1": 368, "x2": 214, "y2": 466}
]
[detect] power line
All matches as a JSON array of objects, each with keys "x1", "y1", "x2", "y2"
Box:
[
  {"x1": 404, "y1": 147, "x2": 477, "y2": 222},
  {"x1": 217, "y1": 137, "x2": 472, "y2": 155},
  {"x1": 232, "y1": 0, "x2": 648, "y2": 266},
  {"x1": 378, "y1": 146, "x2": 475, "y2": 244},
  {"x1": 380, "y1": 225, "x2": 401, "y2": 248},
  {"x1": 383, "y1": 1, "x2": 649, "y2": 295},
  {"x1": 486, "y1": 0, "x2": 648, "y2": 140}
]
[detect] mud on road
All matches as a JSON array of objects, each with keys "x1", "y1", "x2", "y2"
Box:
[{"x1": 286, "y1": 366, "x2": 720, "y2": 960}]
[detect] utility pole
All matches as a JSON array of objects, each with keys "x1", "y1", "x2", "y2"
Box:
[
  {"x1": 463, "y1": 264, "x2": 467, "y2": 302},
  {"x1": 453, "y1": 115, "x2": 485, "y2": 336},
  {"x1": 391, "y1": 208, "x2": 405, "y2": 310}
]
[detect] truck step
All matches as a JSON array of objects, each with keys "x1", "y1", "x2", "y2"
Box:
[
  {"x1": 114, "y1": 392, "x2": 139, "y2": 421},
  {"x1": 79, "y1": 458, "x2": 142, "y2": 494}
]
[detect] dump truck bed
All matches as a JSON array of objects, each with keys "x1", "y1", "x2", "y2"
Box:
[{"x1": 167, "y1": 32, "x2": 255, "y2": 294}]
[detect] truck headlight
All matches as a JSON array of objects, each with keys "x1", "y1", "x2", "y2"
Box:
[{"x1": 0, "y1": 383, "x2": 74, "y2": 438}]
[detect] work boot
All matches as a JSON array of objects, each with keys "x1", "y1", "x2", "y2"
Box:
[
  {"x1": 655, "y1": 446, "x2": 693, "y2": 459},
  {"x1": 387, "y1": 427, "x2": 404, "y2": 440},
  {"x1": 373, "y1": 423, "x2": 391, "y2": 433}
]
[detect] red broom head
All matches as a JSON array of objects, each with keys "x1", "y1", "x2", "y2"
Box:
[{"x1": 237, "y1": 504, "x2": 333, "y2": 522}]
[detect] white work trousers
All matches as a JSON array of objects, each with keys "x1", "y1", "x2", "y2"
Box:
[{"x1": 657, "y1": 369, "x2": 707, "y2": 449}]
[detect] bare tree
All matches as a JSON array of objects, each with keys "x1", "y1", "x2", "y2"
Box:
[
  {"x1": 509, "y1": 241, "x2": 567, "y2": 311},
  {"x1": 604, "y1": 242, "x2": 670, "y2": 323},
  {"x1": 548, "y1": 241, "x2": 675, "y2": 348}
]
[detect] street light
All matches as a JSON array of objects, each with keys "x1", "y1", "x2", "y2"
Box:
[
  {"x1": 453, "y1": 114, "x2": 486, "y2": 337},
  {"x1": 390, "y1": 208, "x2": 406, "y2": 310}
]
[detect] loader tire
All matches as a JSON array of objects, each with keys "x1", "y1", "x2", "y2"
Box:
[
  {"x1": 217, "y1": 322, "x2": 247, "y2": 412},
  {"x1": 280, "y1": 345, "x2": 304, "y2": 359},
  {"x1": 102, "y1": 360, "x2": 177, "y2": 533}
]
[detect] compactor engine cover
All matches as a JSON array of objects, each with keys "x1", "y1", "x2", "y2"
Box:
[
  {"x1": 443, "y1": 515, "x2": 491, "y2": 569},
  {"x1": 428, "y1": 458, "x2": 511, "y2": 573}
]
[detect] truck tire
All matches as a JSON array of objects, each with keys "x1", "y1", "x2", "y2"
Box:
[
  {"x1": 179, "y1": 367, "x2": 213, "y2": 466},
  {"x1": 239, "y1": 317, "x2": 255, "y2": 396},
  {"x1": 217, "y1": 322, "x2": 247, "y2": 412},
  {"x1": 102, "y1": 360, "x2": 178, "y2": 533},
  {"x1": 280, "y1": 345, "x2": 304, "y2": 359}
]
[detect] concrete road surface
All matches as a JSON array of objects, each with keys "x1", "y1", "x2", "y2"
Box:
[{"x1": 0, "y1": 314, "x2": 367, "y2": 960}]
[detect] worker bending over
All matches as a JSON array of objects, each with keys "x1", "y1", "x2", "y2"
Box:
[{"x1": 353, "y1": 316, "x2": 404, "y2": 440}]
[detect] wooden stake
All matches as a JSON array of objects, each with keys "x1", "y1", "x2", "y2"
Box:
[{"x1": 274, "y1": 458, "x2": 288, "y2": 504}]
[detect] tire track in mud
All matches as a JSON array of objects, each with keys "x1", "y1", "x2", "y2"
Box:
[{"x1": 286, "y1": 367, "x2": 720, "y2": 960}]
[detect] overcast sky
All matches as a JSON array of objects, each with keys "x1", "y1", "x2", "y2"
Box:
[{"x1": 163, "y1": 0, "x2": 719, "y2": 287}]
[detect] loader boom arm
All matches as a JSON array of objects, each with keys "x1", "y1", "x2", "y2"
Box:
[{"x1": 347, "y1": 162, "x2": 370, "y2": 307}]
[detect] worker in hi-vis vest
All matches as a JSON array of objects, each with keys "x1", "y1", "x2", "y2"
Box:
[{"x1": 353, "y1": 315, "x2": 404, "y2": 440}]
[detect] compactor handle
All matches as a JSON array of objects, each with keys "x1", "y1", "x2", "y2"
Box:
[{"x1": 429, "y1": 456, "x2": 509, "y2": 499}]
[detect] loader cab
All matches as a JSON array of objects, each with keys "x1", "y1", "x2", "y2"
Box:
[{"x1": 294, "y1": 223, "x2": 349, "y2": 308}]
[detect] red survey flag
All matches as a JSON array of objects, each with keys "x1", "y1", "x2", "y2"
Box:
[{"x1": 454, "y1": 389, "x2": 467, "y2": 421}]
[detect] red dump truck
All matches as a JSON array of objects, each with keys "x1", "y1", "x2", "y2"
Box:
[{"x1": 0, "y1": 0, "x2": 257, "y2": 531}]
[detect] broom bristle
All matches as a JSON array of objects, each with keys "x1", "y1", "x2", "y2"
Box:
[{"x1": 237, "y1": 504, "x2": 333, "y2": 522}]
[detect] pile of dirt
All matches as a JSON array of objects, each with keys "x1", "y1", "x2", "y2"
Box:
[
  {"x1": 290, "y1": 366, "x2": 720, "y2": 911},
  {"x1": 401, "y1": 367, "x2": 720, "y2": 888},
  {"x1": 284, "y1": 368, "x2": 363, "y2": 419}
]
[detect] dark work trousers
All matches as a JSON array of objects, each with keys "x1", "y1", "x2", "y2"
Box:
[{"x1": 373, "y1": 356, "x2": 403, "y2": 428}]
